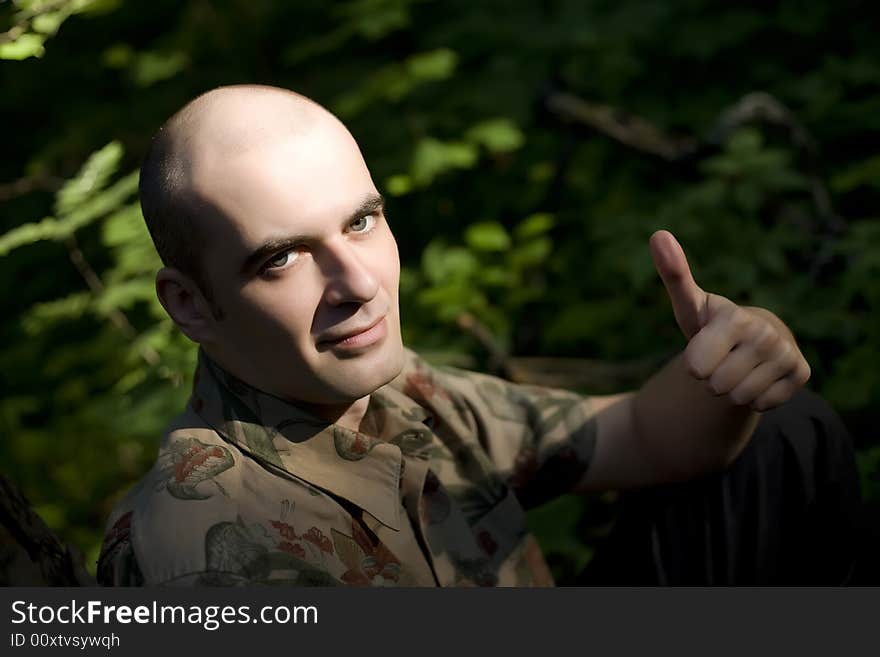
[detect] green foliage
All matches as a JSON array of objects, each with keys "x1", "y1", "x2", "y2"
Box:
[
  {"x1": 385, "y1": 117, "x2": 525, "y2": 192},
  {"x1": 0, "y1": 0, "x2": 112, "y2": 60},
  {"x1": 403, "y1": 213, "x2": 554, "y2": 349},
  {"x1": 526, "y1": 495, "x2": 594, "y2": 580},
  {"x1": 0, "y1": 31, "x2": 46, "y2": 59},
  {"x1": 0, "y1": 143, "x2": 136, "y2": 255},
  {"x1": 1, "y1": 0, "x2": 878, "y2": 581},
  {"x1": 334, "y1": 48, "x2": 458, "y2": 118},
  {"x1": 409, "y1": 137, "x2": 478, "y2": 186}
]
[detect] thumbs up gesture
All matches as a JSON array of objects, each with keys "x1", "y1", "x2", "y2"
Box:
[{"x1": 649, "y1": 230, "x2": 810, "y2": 412}]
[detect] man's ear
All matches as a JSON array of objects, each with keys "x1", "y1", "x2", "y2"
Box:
[{"x1": 155, "y1": 267, "x2": 218, "y2": 344}]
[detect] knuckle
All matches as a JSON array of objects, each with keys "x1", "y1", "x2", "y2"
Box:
[
  {"x1": 731, "y1": 308, "x2": 752, "y2": 331},
  {"x1": 776, "y1": 339, "x2": 794, "y2": 363},
  {"x1": 683, "y1": 349, "x2": 706, "y2": 379},
  {"x1": 756, "y1": 322, "x2": 780, "y2": 350}
]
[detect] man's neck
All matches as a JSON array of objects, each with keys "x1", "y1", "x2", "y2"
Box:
[
  {"x1": 297, "y1": 395, "x2": 371, "y2": 433},
  {"x1": 200, "y1": 346, "x2": 372, "y2": 432}
]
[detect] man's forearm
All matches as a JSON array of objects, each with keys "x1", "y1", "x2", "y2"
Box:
[
  {"x1": 631, "y1": 351, "x2": 761, "y2": 482},
  {"x1": 580, "y1": 232, "x2": 810, "y2": 490}
]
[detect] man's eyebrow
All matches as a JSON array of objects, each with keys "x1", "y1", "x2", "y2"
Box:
[
  {"x1": 240, "y1": 193, "x2": 386, "y2": 275},
  {"x1": 345, "y1": 193, "x2": 385, "y2": 225},
  {"x1": 240, "y1": 235, "x2": 305, "y2": 275}
]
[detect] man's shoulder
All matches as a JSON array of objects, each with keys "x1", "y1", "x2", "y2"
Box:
[
  {"x1": 98, "y1": 405, "x2": 246, "y2": 584},
  {"x1": 98, "y1": 403, "x2": 347, "y2": 586},
  {"x1": 392, "y1": 346, "x2": 561, "y2": 421},
  {"x1": 393, "y1": 346, "x2": 496, "y2": 399},
  {"x1": 104, "y1": 405, "x2": 235, "y2": 521}
]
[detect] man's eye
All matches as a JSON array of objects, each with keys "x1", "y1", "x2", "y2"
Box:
[
  {"x1": 349, "y1": 213, "x2": 376, "y2": 233},
  {"x1": 264, "y1": 249, "x2": 299, "y2": 271}
]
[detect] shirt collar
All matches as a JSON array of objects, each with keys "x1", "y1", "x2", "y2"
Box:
[{"x1": 189, "y1": 348, "x2": 430, "y2": 532}]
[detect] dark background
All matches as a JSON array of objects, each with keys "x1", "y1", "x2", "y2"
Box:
[{"x1": 1, "y1": 0, "x2": 877, "y2": 583}]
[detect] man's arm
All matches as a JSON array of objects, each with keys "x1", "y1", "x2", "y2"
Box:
[
  {"x1": 572, "y1": 232, "x2": 810, "y2": 492},
  {"x1": 574, "y1": 355, "x2": 758, "y2": 492}
]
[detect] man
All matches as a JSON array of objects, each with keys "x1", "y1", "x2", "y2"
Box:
[{"x1": 98, "y1": 84, "x2": 860, "y2": 586}]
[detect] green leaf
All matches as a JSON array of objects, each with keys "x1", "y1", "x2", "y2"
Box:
[
  {"x1": 59, "y1": 171, "x2": 139, "y2": 234},
  {"x1": 0, "y1": 216, "x2": 62, "y2": 256},
  {"x1": 509, "y1": 237, "x2": 552, "y2": 268},
  {"x1": 31, "y1": 11, "x2": 66, "y2": 35},
  {"x1": 102, "y1": 43, "x2": 133, "y2": 68},
  {"x1": 831, "y1": 155, "x2": 880, "y2": 193},
  {"x1": 515, "y1": 213, "x2": 555, "y2": 239},
  {"x1": 0, "y1": 33, "x2": 46, "y2": 60},
  {"x1": 336, "y1": 0, "x2": 415, "y2": 40},
  {"x1": 464, "y1": 221, "x2": 511, "y2": 252},
  {"x1": 411, "y1": 138, "x2": 478, "y2": 185},
  {"x1": 727, "y1": 127, "x2": 763, "y2": 155},
  {"x1": 466, "y1": 118, "x2": 525, "y2": 153},
  {"x1": 0, "y1": 168, "x2": 137, "y2": 256},
  {"x1": 405, "y1": 48, "x2": 458, "y2": 81},
  {"x1": 101, "y1": 204, "x2": 146, "y2": 247},
  {"x1": 282, "y1": 24, "x2": 355, "y2": 66},
  {"x1": 421, "y1": 241, "x2": 479, "y2": 284},
  {"x1": 332, "y1": 48, "x2": 457, "y2": 117},
  {"x1": 131, "y1": 50, "x2": 189, "y2": 87},
  {"x1": 22, "y1": 293, "x2": 92, "y2": 334},
  {"x1": 114, "y1": 368, "x2": 148, "y2": 394},
  {"x1": 477, "y1": 265, "x2": 514, "y2": 287},
  {"x1": 56, "y1": 142, "x2": 124, "y2": 215},
  {"x1": 95, "y1": 279, "x2": 156, "y2": 314},
  {"x1": 384, "y1": 174, "x2": 413, "y2": 196}
]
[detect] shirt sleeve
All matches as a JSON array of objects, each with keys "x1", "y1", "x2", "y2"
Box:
[
  {"x1": 97, "y1": 511, "x2": 145, "y2": 586},
  {"x1": 426, "y1": 360, "x2": 599, "y2": 509}
]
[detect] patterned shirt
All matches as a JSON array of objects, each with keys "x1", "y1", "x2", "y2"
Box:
[{"x1": 97, "y1": 347, "x2": 598, "y2": 586}]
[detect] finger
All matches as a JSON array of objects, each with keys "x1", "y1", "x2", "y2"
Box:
[
  {"x1": 727, "y1": 351, "x2": 801, "y2": 406},
  {"x1": 747, "y1": 317, "x2": 785, "y2": 361},
  {"x1": 752, "y1": 378, "x2": 799, "y2": 411},
  {"x1": 650, "y1": 230, "x2": 708, "y2": 339},
  {"x1": 683, "y1": 302, "x2": 746, "y2": 380},
  {"x1": 706, "y1": 344, "x2": 763, "y2": 396}
]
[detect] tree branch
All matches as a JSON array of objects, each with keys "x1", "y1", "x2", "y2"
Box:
[
  {"x1": 0, "y1": 474, "x2": 94, "y2": 586},
  {"x1": 0, "y1": 174, "x2": 63, "y2": 201},
  {"x1": 544, "y1": 88, "x2": 847, "y2": 280},
  {"x1": 64, "y1": 234, "x2": 161, "y2": 367},
  {"x1": 544, "y1": 91, "x2": 699, "y2": 161}
]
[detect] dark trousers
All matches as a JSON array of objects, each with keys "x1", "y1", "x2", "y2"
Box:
[{"x1": 576, "y1": 388, "x2": 863, "y2": 585}]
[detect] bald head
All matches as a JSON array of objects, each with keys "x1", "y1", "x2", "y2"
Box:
[{"x1": 139, "y1": 85, "x2": 334, "y2": 303}]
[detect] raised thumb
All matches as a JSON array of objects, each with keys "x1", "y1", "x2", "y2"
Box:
[{"x1": 649, "y1": 230, "x2": 708, "y2": 340}]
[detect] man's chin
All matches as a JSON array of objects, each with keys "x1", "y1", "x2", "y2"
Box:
[
  {"x1": 328, "y1": 341, "x2": 404, "y2": 395},
  {"x1": 357, "y1": 345, "x2": 404, "y2": 382}
]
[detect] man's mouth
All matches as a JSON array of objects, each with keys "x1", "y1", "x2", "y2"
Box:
[{"x1": 317, "y1": 315, "x2": 388, "y2": 350}]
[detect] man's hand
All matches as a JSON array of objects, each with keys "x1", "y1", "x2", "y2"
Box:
[
  {"x1": 649, "y1": 229, "x2": 811, "y2": 412},
  {"x1": 575, "y1": 228, "x2": 813, "y2": 491}
]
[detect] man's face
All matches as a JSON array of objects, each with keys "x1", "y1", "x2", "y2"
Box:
[{"x1": 190, "y1": 115, "x2": 404, "y2": 405}]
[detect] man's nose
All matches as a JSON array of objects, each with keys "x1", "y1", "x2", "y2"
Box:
[{"x1": 320, "y1": 242, "x2": 379, "y2": 306}]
